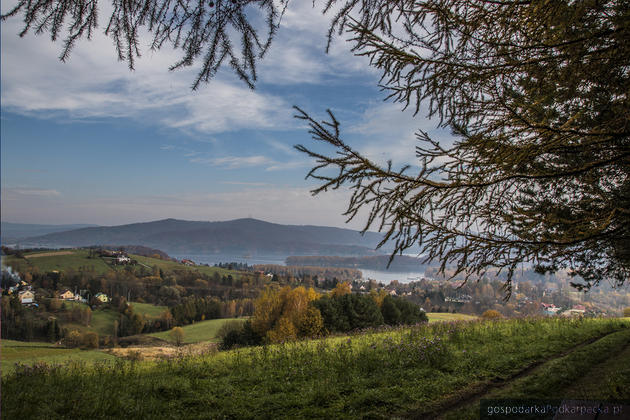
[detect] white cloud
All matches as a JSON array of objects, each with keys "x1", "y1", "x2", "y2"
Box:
[
  {"x1": 190, "y1": 155, "x2": 274, "y2": 169},
  {"x1": 347, "y1": 101, "x2": 453, "y2": 167},
  {"x1": 0, "y1": 13, "x2": 293, "y2": 134}
]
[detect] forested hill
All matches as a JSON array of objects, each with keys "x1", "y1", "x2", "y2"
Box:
[
  {"x1": 286, "y1": 255, "x2": 429, "y2": 271},
  {"x1": 18, "y1": 218, "x2": 391, "y2": 256},
  {"x1": 1, "y1": 222, "x2": 99, "y2": 244}
]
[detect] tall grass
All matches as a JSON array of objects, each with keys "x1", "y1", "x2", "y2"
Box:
[{"x1": 2, "y1": 317, "x2": 628, "y2": 419}]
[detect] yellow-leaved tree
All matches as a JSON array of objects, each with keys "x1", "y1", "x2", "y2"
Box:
[
  {"x1": 330, "y1": 282, "x2": 352, "y2": 297},
  {"x1": 252, "y1": 286, "x2": 323, "y2": 343}
]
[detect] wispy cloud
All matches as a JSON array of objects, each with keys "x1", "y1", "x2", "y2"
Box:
[
  {"x1": 0, "y1": 16, "x2": 293, "y2": 135},
  {"x1": 345, "y1": 101, "x2": 453, "y2": 167},
  {"x1": 190, "y1": 155, "x2": 274, "y2": 169},
  {"x1": 4, "y1": 187, "x2": 61, "y2": 197}
]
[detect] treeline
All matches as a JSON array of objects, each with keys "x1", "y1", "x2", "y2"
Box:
[
  {"x1": 214, "y1": 262, "x2": 253, "y2": 271},
  {"x1": 117, "y1": 295, "x2": 254, "y2": 338},
  {"x1": 11, "y1": 264, "x2": 266, "y2": 308},
  {"x1": 221, "y1": 284, "x2": 427, "y2": 349},
  {"x1": 0, "y1": 296, "x2": 61, "y2": 341},
  {"x1": 285, "y1": 255, "x2": 427, "y2": 271},
  {"x1": 253, "y1": 264, "x2": 362, "y2": 281}
]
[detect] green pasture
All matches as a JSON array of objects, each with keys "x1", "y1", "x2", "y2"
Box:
[
  {"x1": 148, "y1": 318, "x2": 246, "y2": 344},
  {"x1": 2, "y1": 249, "x2": 241, "y2": 280},
  {"x1": 4, "y1": 249, "x2": 114, "y2": 274},
  {"x1": 63, "y1": 308, "x2": 120, "y2": 336},
  {"x1": 427, "y1": 312, "x2": 478, "y2": 323},
  {"x1": 3, "y1": 317, "x2": 628, "y2": 419},
  {"x1": 130, "y1": 255, "x2": 239, "y2": 279},
  {"x1": 1, "y1": 340, "x2": 116, "y2": 376},
  {"x1": 129, "y1": 302, "x2": 168, "y2": 319}
]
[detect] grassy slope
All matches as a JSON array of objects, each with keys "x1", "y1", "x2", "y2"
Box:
[
  {"x1": 427, "y1": 312, "x2": 478, "y2": 323},
  {"x1": 148, "y1": 318, "x2": 245, "y2": 344},
  {"x1": 3, "y1": 249, "x2": 114, "y2": 274},
  {"x1": 62, "y1": 308, "x2": 120, "y2": 337},
  {"x1": 1, "y1": 340, "x2": 116, "y2": 376},
  {"x1": 131, "y1": 255, "x2": 238, "y2": 278},
  {"x1": 2, "y1": 318, "x2": 628, "y2": 419},
  {"x1": 444, "y1": 327, "x2": 630, "y2": 419},
  {"x1": 2, "y1": 249, "x2": 240, "y2": 279},
  {"x1": 129, "y1": 302, "x2": 168, "y2": 319}
]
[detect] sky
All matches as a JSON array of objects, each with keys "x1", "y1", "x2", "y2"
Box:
[{"x1": 1, "y1": 1, "x2": 446, "y2": 229}]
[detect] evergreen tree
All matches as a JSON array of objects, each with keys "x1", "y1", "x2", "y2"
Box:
[{"x1": 4, "y1": 1, "x2": 628, "y2": 292}]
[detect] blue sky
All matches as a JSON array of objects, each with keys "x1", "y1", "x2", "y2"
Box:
[{"x1": 1, "y1": 1, "x2": 441, "y2": 228}]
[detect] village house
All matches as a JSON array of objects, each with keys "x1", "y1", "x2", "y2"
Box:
[
  {"x1": 18, "y1": 290, "x2": 35, "y2": 304},
  {"x1": 541, "y1": 302, "x2": 561, "y2": 316},
  {"x1": 59, "y1": 289, "x2": 75, "y2": 300},
  {"x1": 94, "y1": 292, "x2": 110, "y2": 303},
  {"x1": 116, "y1": 255, "x2": 131, "y2": 264},
  {"x1": 181, "y1": 259, "x2": 196, "y2": 266},
  {"x1": 564, "y1": 304, "x2": 586, "y2": 316}
]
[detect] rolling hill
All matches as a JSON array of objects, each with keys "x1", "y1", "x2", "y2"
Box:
[
  {"x1": 17, "y1": 218, "x2": 392, "y2": 256},
  {"x1": 1, "y1": 222, "x2": 98, "y2": 244}
]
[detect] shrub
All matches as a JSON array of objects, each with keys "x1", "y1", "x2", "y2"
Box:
[
  {"x1": 381, "y1": 295, "x2": 402, "y2": 325},
  {"x1": 623, "y1": 307, "x2": 630, "y2": 317},
  {"x1": 482, "y1": 309, "x2": 503, "y2": 320},
  {"x1": 169, "y1": 327, "x2": 185, "y2": 346},
  {"x1": 65, "y1": 330, "x2": 82, "y2": 348},
  {"x1": 82, "y1": 332, "x2": 99, "y2": 349},
  {"x1": 220, "y1": 320, "x2": 262, "y2": 350}
]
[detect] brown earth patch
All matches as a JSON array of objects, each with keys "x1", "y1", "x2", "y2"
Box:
[{"x1": 106, "y1": 342, "x2": 217, "y2": 361}]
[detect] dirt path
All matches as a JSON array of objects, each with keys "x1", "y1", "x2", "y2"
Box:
[
  {"x1": 405, "y1": 329, "x2": 626, "y2": 419},
  {"x1": 25, "y1": 251, "x2": 74, "y2": 258}
]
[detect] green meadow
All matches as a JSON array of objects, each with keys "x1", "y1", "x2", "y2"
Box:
[
  {"x1": 3, "y1": 249, "x2": 113, "y2": 274},
  {"x1": 63, "y1": 308, "x2": 121, "y2": 336},
  {"x1": 129, "y1": 302, "x2": 168, "y2": 319},
  {"x1": 427, "y1": 312, "x2": 478, "y2": 323},
  {"x1": 3, "y1": 317, "x2": 628, "y2": 419},
  {"x1": 2, "y1": 249, "x2": 240, "y2": 279},
  {"x1": 1, "y1": 340, "x2": 116, "y2": 376},
  {"x1": 148, "y1": 318, "x2": 246, "y2": 344}
]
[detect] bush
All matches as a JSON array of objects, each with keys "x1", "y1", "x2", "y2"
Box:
[
  {"x1": 217, "y1": 320, "x2": 247, "y2": 341},
  {"x1": 220, "y1": 320, "x2": 262, "y2": 350},
  {"x1": 482, "y1": 309, "x2": 503, "y2": 320},
  {"x1": 313, "y1": 293, "x2": 384, "y2": 333},
  {"x1": 82, "y1": 332, "x2": 99, "y2": 349},
  {"x1": 623, "y1": 307, "x2": 630, "y2": 317},
  {"x1": 65, "y1": 330, "x2": 82, "y2": 348},
  {"x1": 169, "y1": 327, "x2": 185, "y2": 346},
  {"x1": 381, "y1": 296, "x2": 402, "y2": 325}
]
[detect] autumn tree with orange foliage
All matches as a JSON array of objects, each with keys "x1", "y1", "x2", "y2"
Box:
[
  {"x1": 251, "y1": 286, "x2": 323, "y2": 343},
  {"x1": 330, "y1": 282, "x2": 352, "y2": 297}
]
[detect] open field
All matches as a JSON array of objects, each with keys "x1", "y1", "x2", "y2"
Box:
[
  {"x1": 2, "y1": 249, "x2": 113, "y2": 274},
  {"x1": 3, "y1": 317, "x2": 629, "y2": 419},
  {"x1": 1, "y1": 340, "x2": 116, "y2": 376},
  {"x1": 129, "y1": 302, "x2": 168, "y2": 319},
  {"x1": 2, "y1": 249, "x2": 241, "y2": 279},
  {"x1": 25, "y1": 251, "x2": 75, "y2": 258},
  {"x1": 130, "y1": 255, "x2": 239, "y2": 278},
  {"x1": 61, "y1": 308, "x2": 120, "y2": 337},
  {"x1": 148, "y1": 318, "x2": 245, "y2": 344},
  {"x1": 427, "y1": 312, "x2": 478, "y2": 323}
]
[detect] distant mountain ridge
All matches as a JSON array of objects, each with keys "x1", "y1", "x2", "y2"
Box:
[
  {"x1": 15, "y1": 218, "x2": 393, "y2": 256},
  {"x1": 1, "y1": 222, "x2": 99, "y2": 244}
]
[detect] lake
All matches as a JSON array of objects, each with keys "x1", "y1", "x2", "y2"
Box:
[{"x1": 170, "y1": 252, "x2": 427, "y2": 284}]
